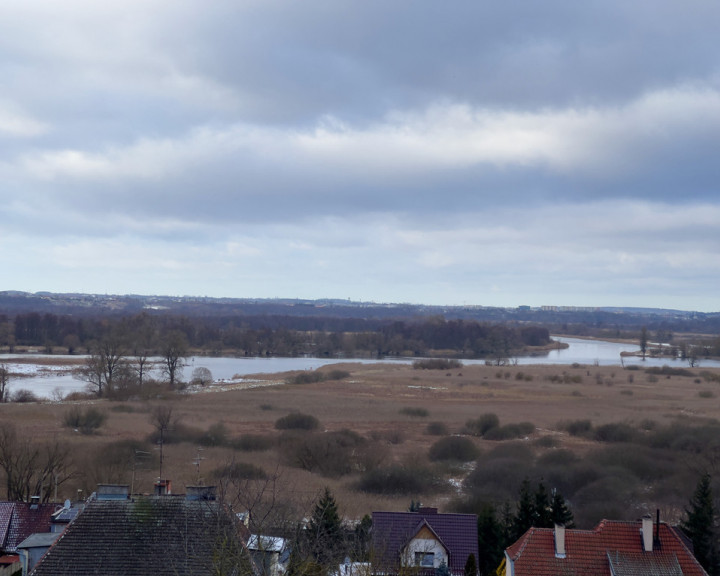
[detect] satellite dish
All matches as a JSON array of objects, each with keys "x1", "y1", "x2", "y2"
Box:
[{"x1": 64, "y1": 499, "x2": 71, "y2": 509}]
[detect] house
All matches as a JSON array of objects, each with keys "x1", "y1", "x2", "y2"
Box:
[
  {"x1": 502, "y1": 516, "x2": 708, "y2": 576},
  {"x1": 372, "y1": 507, "x2": 479, "y2": 576},
  {"x1": 0, "y1": 499, "x2": 56, "y2": 555},
  {"x1": 248, "y1": 534, "x2": 288, "y2": 576},
  {"x1": 30, "y1": 484, "x2": 250, "y2": 576},
  {"x1": 0, "y1": 498, "x2": 57, "y2": 574}
]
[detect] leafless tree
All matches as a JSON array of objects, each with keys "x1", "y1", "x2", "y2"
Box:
[
  {"x1": 161, "y1": 330, "x2": 188, "y2": 389},
  {"x1": 0, "y1": 364, "x2": 9, "y2": 402},
  {"x1": 149, "y1": 405, "x2": 177, "y2": 479},
  {"x1": 0, "y1": 423, "x2": 74, "y2": 502},
  {"x1": 192, "y1": 366, "x2": 213, "y2": 387}
]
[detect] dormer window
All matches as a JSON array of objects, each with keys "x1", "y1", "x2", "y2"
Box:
[{"x1": 415, "y1": 552, "x2": 434, "y2": 567}]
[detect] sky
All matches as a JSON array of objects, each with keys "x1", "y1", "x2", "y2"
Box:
[{"x1": 1, "y1": 1, "x2": 719, "y2": 312}]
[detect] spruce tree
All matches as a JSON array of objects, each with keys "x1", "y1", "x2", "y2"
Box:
[
  {"x1": 682, "y1": 474, "x2": 717, "y2": 575},
  {"x1": 550, "y1": 490, "x2": 575, "y2": 528},
  {"x1": 464, "y1": 553, "x2": 478, "y2": 576},
  {"x1": 533, "y1": 482, "x2": 552, "y2": 528},
  {"x1": 477, "y1": 505, "x2": 504, "y2": 576},
  {"x1": 512, "y1": 479, "x2": 535, "y2": 540},
  {"x1": 307, "y1": 487, "x2": 344, "y2": 568}
]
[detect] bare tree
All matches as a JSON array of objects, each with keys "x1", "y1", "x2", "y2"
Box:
[
  {"x1": 76, "y1": 331, "x2": 127, "y2": 397},
  {"x1": 161, "y1": 330, "x2": 188, "y2": 389},
  {"x1": 0, "y1": 423, "x2": 74, "y2": 502},
  {"x1": 192, "y1": 366, "x2": 213, "y2": 387},
  {"x1": 149, "y1": 405, "x2": 177, "y2": 479},
  {"x1": 0, "y1": 364, "x2": 9, "y2": 402}
]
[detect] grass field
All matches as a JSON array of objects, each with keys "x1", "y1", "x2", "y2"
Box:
[{"x1": 2, "y1": 360, "x2": 720, "y2": 527}]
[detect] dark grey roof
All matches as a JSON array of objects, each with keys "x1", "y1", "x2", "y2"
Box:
[
  {"x1": 371, "y1": 509, "x2": 478, "y2": 576},
  {"x1": 30, "y1": 496, "x2": 249, "y2": 576},
  {"x1": 17, "y1": 532, "x2": 60, "y2": 550}
]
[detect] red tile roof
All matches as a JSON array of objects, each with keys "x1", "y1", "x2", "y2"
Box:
[{"x1": 505, "y1": 520, "x2": 707, "y2": 576}]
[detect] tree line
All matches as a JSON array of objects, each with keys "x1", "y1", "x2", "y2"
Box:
[{"x1": 0, "y1": 312, "x2": 551, "y2": 360}]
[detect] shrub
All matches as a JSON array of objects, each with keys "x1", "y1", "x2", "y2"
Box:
[
  {"x1": 620, "y1": 389, "x2": 634, "y2": 396},
  {"x1": 325, "y1": 370, "x2": 350, "y2": 381},
  {"x1": 537, "y1": 448, "x2": 578, "y2": 467},
  {"x1": 199, "y1": 422, "x2": 229, "y2": 447},
  {"x1": 645, "y1": 366, "x2": 695, "y2": 377},
  {"x1": 399, "y1": 407, "x2": 429, "y2": 418},
  {"x1": 370, "y1": 428, "x2": 405, "y2": 445},
  {"x1": 594, "y1": 423, "x2": 636, "y2": 443},
  {"x1": 211, "y1": 461, "x2": 268, "y2": 481},
  {"x1": 428, "y1": 436, "x2": 479, "y2": 462},
  {"x1": 259, "y1": 404, "x2": 274, "y2": 411},
  {"x1": 289, "y1": 371, "x2": 325, "y2": 385},
  {"x1": 465, "y1": 413, "x2": 500, "y2": 436},
  {"x1": 231, "y1": 434, "x2": 275, "y2": 451},
  {"x1": 533, "y1": 435, "x2": 559, "y2": 448},
  {"x1": 63, "y1": 406, "x2": 107, "y2": 434},
  {"x1": 699, "y1": 390, "x2": 715, "y2": 399},
  {"x1": 425, "y1": 422, "x2": 449, "y2": 436},
  {"x1": 484, "y1": 422, "x2": 535, "y2": 440},
  {"x1": 275, "y1": 412, "x2": 320, "y2": 431},
  {"x1": 561, "y1": 419, "x2": 593, "y2": 437},
  {"x1": 12, "y1": 389, "x2": 39, "y2": 403},
  {"x1": 281, "y1": 429, "x2": 385, "y2": 477},
  {"x1": 413, "y1": 359, "x2": 462, "y2": 370},
  {"x1": 356, "y1": 464, "x2": 447, "y2": 495}
]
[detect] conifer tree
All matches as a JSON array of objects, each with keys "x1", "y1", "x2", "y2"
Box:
[
  {"x1": 512, "y1": 479, "x2": 535, "y2": 540},
  {"x1": 307, "y1": 487, "x2": 344, "y2": 568},
  {"x1": 550, "y1": 490, "x2": 575, "y2": 528},
  {"x1": 682, "y1": 474, "x2": 717, "y2": 575},
  {"x1": 533, "y1": 482, "x2": 552, "y2": 528},
  {"x1": 477, "y1": 505, "x2": 504, "y2": 576},
  {"x1": 464, "y1": 553, "x2": 477, "y2": 576}
]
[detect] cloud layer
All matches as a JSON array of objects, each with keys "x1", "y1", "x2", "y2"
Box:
[{"x1": 1, "y1": 1, "x2": 719, "y2": 310}]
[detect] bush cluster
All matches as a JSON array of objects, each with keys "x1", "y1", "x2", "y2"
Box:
[
  {"x1": 412, "y1": 359, "x2": 463, "y2": 370},
  {"x1": 231, "y1": 433, "x2": 275, "y2": 452},
  {"x1": 63, "y1": 406, "x2": 107, "y2": 434},
  {"x1": 356, "y1": 464, "x2": 447, "y2": 495},
  {"x1": 428, "y1": 436, "x2": 479, "y2": 462},
  {"x1": 275, "y1": 412, "x2": 320, "y2": 431}
]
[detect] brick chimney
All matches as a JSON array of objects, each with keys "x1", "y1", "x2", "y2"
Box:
[
  {"x1": 641, "y1": 515, "x2": 653, "y2": 552},
  {"x1": 554, "y1": 524, "x2": 566, "y2": 558}
]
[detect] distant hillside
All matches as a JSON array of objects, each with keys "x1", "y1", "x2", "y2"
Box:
[{"x1": 1, "y1": 291, "x2": 719, "y2": 335}]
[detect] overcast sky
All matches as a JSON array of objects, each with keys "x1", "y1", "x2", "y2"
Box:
[{"x1": 2, "y1": 1, "x2": 719, "y2": 311}]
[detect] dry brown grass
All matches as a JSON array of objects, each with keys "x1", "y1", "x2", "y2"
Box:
[{"x1": 2, "y1": 361, "x2": 719, "y2": 518}]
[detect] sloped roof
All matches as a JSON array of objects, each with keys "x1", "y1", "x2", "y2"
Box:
[
  {"x1": 505, "y1": 520, "x2": 707, "y2": 576},
  {"x1": 30, "y1": 496, "x2": 249, "y2": 576},
  {"x1": 372, "y1": 509, "x2": 478, "y2": 576},
  {"x1": 0, "y1": 502, "x2": 56, "y2": 553}
]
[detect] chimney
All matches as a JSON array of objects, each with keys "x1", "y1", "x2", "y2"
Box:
[
  {"x1": 186, "y1": 485, "x2": 217, "y2": 501},
  {"x1": 154, "y1": 479, "x2": 172, "y2": 496},
  {"x1": 30, "y1": 496, "x2": 40, "y2": 510},
  {"x1": 417, "y1": 507, "x2": 438, "y2": 515},
  {"x1": 554, "y1": 524, "x2": 566, "y2": 558},
  {"x1": 641, "y1": 515, "x2": 653, "y2": 552},
  {"x1": 97, "y1": 484, "x2": 130, "y2": 500}
]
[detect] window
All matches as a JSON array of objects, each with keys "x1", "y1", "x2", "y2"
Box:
[{"x1": 415, "y1": 552, "x2": 434, "y2": 567}]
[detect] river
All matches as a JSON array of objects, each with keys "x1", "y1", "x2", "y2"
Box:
[{"x1": 2, "y1": 336, "x2": 718, "y2": 398}]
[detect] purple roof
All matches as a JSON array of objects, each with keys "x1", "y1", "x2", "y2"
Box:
[{"x1": 372, "y1": 508, "x2": 478, "y2": 576}]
